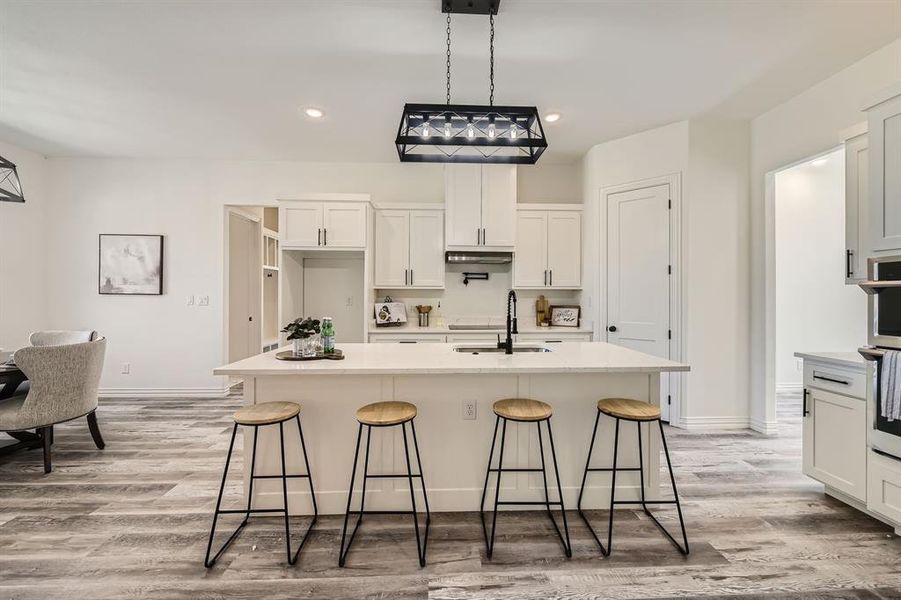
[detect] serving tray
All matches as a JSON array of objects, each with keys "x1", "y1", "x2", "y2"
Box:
[{"x1": 275, "y1": 349, "x2": 345, "y2": 361}]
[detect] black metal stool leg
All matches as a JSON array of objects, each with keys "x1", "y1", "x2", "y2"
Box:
[
  {"x1": 204, "y1": 423, "x2": 240, "y2": 568},
  {"x1": 479, "y1": 416, "x2": 500, "y2": 517},
  {"x1": 244, "y1": 427, "x2": 259, "y2": 526},
  {"x1": 410, "y1": 419, "x2": 431, "y2": 563},
  {"x1": 605, "y1": 418, "x2": 621, "y2": 556},
  {"x1": 401, "y1": 421, "x2": 427, "y2": 567},
  {"x1": 482, "y1": 417, "x2": 507, "y2": 559},
  {"x1": 637, "y1": 421, "x2": 647, "y2": 511},
  {"x1": 278, "y1": 421, "x2": 295, "y2": 565},
  {"x1": 338, "y1": 422, "x2": 364, "y2": 567},
  {"x1": 641, "y1": 420, "x2": 690, "y2": 555},
  {"x1": 545, "y1": 417, "x2": 572, "y2": 558}
]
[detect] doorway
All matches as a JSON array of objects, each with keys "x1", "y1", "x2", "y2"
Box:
[
  {"x1": 226, "y1": 209, "x2": 262, "y2": 364},
  {"x1": 601, "y1": 177, "x2": 680, "y2": 423}
]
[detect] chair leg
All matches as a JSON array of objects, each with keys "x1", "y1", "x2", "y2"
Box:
[
  {"x1": 401, "y1": 421, "x2": 427, "y2": 567},
  {"x1": 409, "y1": 419, "x2": 431, "y2": 563},
  {"x1": 338, "y1": 423, "x2": 365, "y2": 568},
  {"x1": 640, "y1": 420, "x2": 690, "y2": 555},
  {"x1": 604, "y1": 418, "x2": 621, "y2": 556},
  {"x1": 204, "y1": 423, "x2": 240, "y2": 568},
  {"x1": 40, "y1": 426, "x2": 52, "y2": 473},
  {"x1": 484, "y1": 417, "x2": 507, "y2": 559},
  {"x1": 544, "y1": 418, "x2": 572, "y2": 558},
  {"x1": 86, "y1": 410, "x2": 105, "y2": 450}
]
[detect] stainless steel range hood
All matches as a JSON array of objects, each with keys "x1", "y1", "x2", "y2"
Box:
[{"x1": 445, "y1": 251, "x2": 513, "y2": 265}]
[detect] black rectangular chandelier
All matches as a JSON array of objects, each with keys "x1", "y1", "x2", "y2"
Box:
[
  {"x1": 0, "y1": 155, "x2": 24, "y2": 203},
  {"x1": 395, "y1": 103, "x2": 547, "y2": 164}
]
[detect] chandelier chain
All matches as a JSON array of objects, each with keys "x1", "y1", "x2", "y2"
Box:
[
  {"x1": 489, "y1": 12, "x2": 495, "y2": 106},
  {"x1": 446, "y1": 13, "x2": 452, "y2": 105}
]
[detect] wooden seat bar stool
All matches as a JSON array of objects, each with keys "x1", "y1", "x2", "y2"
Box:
[
  {"x1": 480, "y1": 398, "x2": 572, "y2": 559},
  {"x1": 577, "y1": 398, "x2": 689, "y2": 556},
  {"x1": 204, "y1": 401, "x2": 318, "y2": 567},
  {"x1": 338, "y1": 401, "x2": 430, "y2": 568}
]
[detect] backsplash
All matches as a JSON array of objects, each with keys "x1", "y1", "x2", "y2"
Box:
[{"x1": 374, "y1": 263, "x2": 583, "y2": 322}]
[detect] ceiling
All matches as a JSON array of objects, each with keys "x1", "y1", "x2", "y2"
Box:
[{"x1": 1, "y1": 0, "x2": 899, "y2": 164}]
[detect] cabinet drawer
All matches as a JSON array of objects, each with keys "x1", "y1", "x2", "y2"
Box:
[
  {"x1": 517, "y1": 332, "x2": 591, "y2": 343},
  {"x1": 804, "y1": 363, "x2": 866, "y2": 398},
  {"x1": 369, "y1": 334, "x2": 446, "y2": 343},
  {"x1": 868, "y1": 450, "x2": 901, "y2": 525}
]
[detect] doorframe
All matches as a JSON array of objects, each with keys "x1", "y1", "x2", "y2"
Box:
[
  {"x1": 223, "y1": 206, "x2": 264, "y2": 381},
  {"x1": 595, "y1": 173, "x2": 684, "y2": 427}
]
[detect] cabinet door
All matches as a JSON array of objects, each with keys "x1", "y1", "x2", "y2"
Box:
[
  {"x1": 869, "y1": 95, "x2": 901, "y2": 252},
  {"x1": 481, "y1": 165, "x2": 517, "y2": 247},
  {"x1": 323, "y1": 203, "x2": 367, "y2": 248},
  {"x1": 513, "y1": 211, "x2": 548, "y2": 287},
  {"x1": 802, "y1": 388, "x2": 867, "y2": 501},
  {"x1": 868, "y1": 449, "x2": 901, "y2": 524},
  {"x1": 408, "y1": 210, "x2": 445, "y2": 288},
  {"x1": 281, "y1": 202, "x2": 323, "y2": 248},
  {"x1": 546, "y1": 210, "x2": 582, "y2": 288},
  {"x1": 374, "y1": 210, "x2": 409, "y2": 288},
  {"x1": 445, "y1": 164, "x2": 483, "y2": 248},
  {"x1": 845, "y1": 134, "x2": 868, "y2": 283}
]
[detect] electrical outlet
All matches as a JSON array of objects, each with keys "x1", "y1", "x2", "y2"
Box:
[
  {"x1": 198, "y1": 295, "x2": 210, "y2": 306},
  {"x1": 186, "y1": 295, "x2": 195, "y2": 306},
  {"x1": 346, "y1": 296, "x2": 354, "y2": 307},
  {"x1": 121, "y1": 363, "x2": 130, "y2": 375},
  {"x1": 462, "y1": 399, "x2": 476, "y2": 420},
  {"x1": 795, "y1": 358, "x2": 803, "y2": 371}
]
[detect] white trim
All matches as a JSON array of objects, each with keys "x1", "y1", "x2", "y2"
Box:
[
  {"x1": 516, "y1": 203, "x2": 583, "y2": 212},
  {"x1": 776, "y1": 382, "x2": 803, "y2": 393},
  {"x1": 371, "y1": 202, "x2": 444, "y2": 211},
  {"x1": 277, "y1": 193, "x2": 371, "y2": 203},
  {"x1": 99, "y1": 387, "x2": 229, "y2": 398},
  {"x1": 595, "y1": 173, "x2": 684, "y2": 428},
  {"x1": 679, "y1": 416, "x2": 752, "y2": 431},
  {"x1": 862, "y1": 82, "x2": 901, "y2": 112},
  {"x1": 839, "y1": 121, "x2": 868, "y2": 142},
  {"x1": 750, "y1": 417, "x2": 780, "y2": 435}
]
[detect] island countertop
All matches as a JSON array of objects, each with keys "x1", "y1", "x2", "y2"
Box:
[{"x1": 214, "y1": 341, "x2": 689, "y2": 376}]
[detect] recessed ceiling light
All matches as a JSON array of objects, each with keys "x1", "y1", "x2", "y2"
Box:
[
  {"x1": 544, "y1": 113, "x2": 561, "y2": 123},
  {"x1": 304, "y1": 107, "x2": 324, "y2": 119},
  {"x1": 810, "y1": 157, "x2": 828, "y2": 167}
]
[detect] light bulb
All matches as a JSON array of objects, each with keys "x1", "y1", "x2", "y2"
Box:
[
  {"x1": 422, "y1": 120, "x2": 431, "y2": 139},
  {"x1": 488, "y1": 122, "x2": 496, "y2": 138},
  {"x1": 510, "y1": 125, "x2": 518, "y2": 139},
  {"x1": 444, "y1": 120, "x2": 452, "y2": 138},
  {"x1": 466, "y1": 122, "x2": 475, "y2": 138}
]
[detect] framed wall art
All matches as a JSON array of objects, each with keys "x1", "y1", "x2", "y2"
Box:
[{"x1": 99, "y1": 234, "x2": 164, "y2": 295}]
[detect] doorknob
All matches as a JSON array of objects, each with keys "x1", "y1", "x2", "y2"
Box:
[{"x1": 607, "y1": 325, "x2": 617, "y2": 332}]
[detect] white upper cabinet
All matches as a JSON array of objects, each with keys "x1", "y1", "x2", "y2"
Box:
[
  {"x1": 374, "y1": 207, "x2": 445, "y2": 289},
  {"x1": 513, "y1": 206, "x2": 581, "y2": 289},
  {"x1": 445, "y1": 164, "x2": 516, "y2": 249},
  {"x1": 280, "y1": 200, "x2": 367, "y2": 249},
  {"x1": 845, "y1": 131, "x2": 868, "y2": 283},
  {"x1": 867, "y1": 90, "x2": 901, "y2": 254}
]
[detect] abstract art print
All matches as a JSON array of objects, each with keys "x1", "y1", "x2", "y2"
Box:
[{"x1": 99, "y1": 234, "x2": 164, "y2": 295}]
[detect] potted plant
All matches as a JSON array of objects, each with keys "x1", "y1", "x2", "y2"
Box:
[{"x1": 282, "y1": 317, "x2": 321, "y2": 357}]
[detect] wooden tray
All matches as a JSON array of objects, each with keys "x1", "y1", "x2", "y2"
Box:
[{"x1": 275, "y1": 349, "x2": 345, "y2": 361}]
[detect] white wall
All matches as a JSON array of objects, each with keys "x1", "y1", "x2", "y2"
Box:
[
  {"x1": 750, "y1": 38, "x2": 901, "y2": 431},
  {"x1": 774, "y1": 149, "x2": 867, "y2": 388},
  {"x1": 0, "y1": 140, "x2": 48, "y2": 353},
  {"x1": 517, "y1": 163, "x2": 582, "y2": 203}
]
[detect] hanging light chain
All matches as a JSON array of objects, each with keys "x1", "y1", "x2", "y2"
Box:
[
  {"x1": 489, "y1": 12, "x2": 495, "y2": 106},
  {"x1": 446, "y1": 13, "x2": 452, "y2": 105}
]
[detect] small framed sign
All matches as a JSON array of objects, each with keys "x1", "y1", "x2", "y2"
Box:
[{"x1": 549, "y1": 305, "x2": 580, "y2": 327}]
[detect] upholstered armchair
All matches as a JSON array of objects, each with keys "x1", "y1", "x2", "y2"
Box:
[{"x1": 0, "y1": 336, "x2": 107, "y2": 473}]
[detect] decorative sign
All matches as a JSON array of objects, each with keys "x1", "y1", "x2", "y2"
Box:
[
  {"x1": 549, "y1": 305, "x2": 580, "y2": 327},
  {"x1": 99, "y1": 234, "x2": 164, "y2": 295}
]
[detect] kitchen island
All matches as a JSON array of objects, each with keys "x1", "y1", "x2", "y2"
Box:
[{"x1": 214, "y1": 342, "x2": 689, "y2": 514}]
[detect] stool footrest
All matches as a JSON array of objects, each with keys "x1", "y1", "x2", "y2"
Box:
[
  {"x1": 362, "y1": 473, "x2": 423, "y2": 479},
  {"x1": 347, "y1": 509, "x2": 430, "y2": 516},
  {"x1": 488, "y1": 467, "x2": 544, "y2": 473},
  {"x1": 251, "y1": 473, "x2": 311, "y2": 479},
  {"x1": 586, "y1": 467, "x2": 641, "y2": 472},
  {"x1": 217, "y1": 508, "x2": 289, "y2": 515},
  {"x1": 495, "y1": 501, "x2": 563, "y2": 506},
  {"x1": 613, "y1": 500, "x2": 679, "y2": 505}
]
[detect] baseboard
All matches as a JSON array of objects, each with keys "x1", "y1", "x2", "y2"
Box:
[
  {"x1": 750, "y1": 417, "x2": 780, "y2": 435},
  {"x1": 776, "y1": 382, "x2": 803, "y2": 394},
  {"x1": 678, "y1": 416, "x2": 751, "y2": 431},
  {"x1": 99, "y1": 386, "x2": 230, "y2": 399}
]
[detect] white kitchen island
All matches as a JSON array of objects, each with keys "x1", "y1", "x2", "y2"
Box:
[{"x1": 214, "y1": 342, "x2": 689, "y2": 514}]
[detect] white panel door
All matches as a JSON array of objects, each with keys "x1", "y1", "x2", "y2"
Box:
[
  {"x1": 607, "y1": 183, "x2": 671, "y2": 419},
  {"x1": 481, "y1": 165, "x2": 517, "y2": 247},
  {"x1": 323, "y1": 203, "x2": 366, "y2": 248},
  {"x1": 408, "y1": 210, "x2": 445, "y2": 288},
  {"x1": 845, "y1": 134, "x2": 868, "y2": 282},
  {"x1": 547, "y1": 210, "x2": 581, "y2": 288},
  {"x1": 374, "y1": 210, "x2": 409, "y2": 288},
  {"x1": 869, "y1": 95, "x2": 901, "y2": 252},
  {"x1": 228, "y1": 212, "x2": 259, "y2": 362},
  {"x1": 513, "y1": 211, "x2": 548, "y2": 287},
  {"x1": 802, "y1": 387, "x2": 867, "y2": 501},
  {"x1": 445, "y1": 164, "x2": 483, "y2": 247},
  {"x1": 281, "y1": 202, "x2": 323, "y2": 248}
]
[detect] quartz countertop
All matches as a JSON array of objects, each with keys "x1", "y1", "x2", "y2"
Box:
[
  {"x1": 368, "y1": 320, "x2": 594, "y2": 334},
  {"x1": 793, "y1": 351, "x2": 866, "y2": 370},
  {"x1": 215, "y1": 342, "x2": 689, "y2": 376}
]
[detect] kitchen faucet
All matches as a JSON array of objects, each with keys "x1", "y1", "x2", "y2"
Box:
[{"x1": 497, "y1": 290, "x2": 518, "y2": 355}]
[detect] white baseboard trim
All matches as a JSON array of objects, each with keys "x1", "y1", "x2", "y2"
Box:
[
  {"x1": 750, "y1": 417, "x2": 780, "y2": 435},
  {"x1": 678, "y1": 416, "x2": 751, "y2": 431},
  {"x1": 99, "y1": 387, "x2": 230, "y2": 399},
  {"x1": 775, "y1": 383, "x2": 803, "y2": 394}
]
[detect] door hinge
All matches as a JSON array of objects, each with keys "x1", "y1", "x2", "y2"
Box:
[
  {"x1": 667, "y1": 394, "x2": 672, "y2": 406},
  {"x1": 667, "y1": 329, "x2": 672, "y2": 340},
  {"x1": 668, "y1": 199, "x2": 672, "y2": 209},
  {"x1": 667, "y1": 265, "x2": 672, "y2": 275}
]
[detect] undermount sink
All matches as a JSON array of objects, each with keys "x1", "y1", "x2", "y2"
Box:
[{"x1": 453, "y1": 346, "x2": 552, "y2": 354}]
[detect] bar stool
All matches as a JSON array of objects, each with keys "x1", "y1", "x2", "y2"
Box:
[
  {"x1": 338, "y1": 401, "x2": 430, "y2": 568},
  {"x1": 204, "y1": 401, "x2": 318, "y2": 567},
  {"x1": 480, "y1": 398, "x2": 572, "y2": 559},
  {"x1": 577, "y1": 398, "x2": 689, "y2": 556}
]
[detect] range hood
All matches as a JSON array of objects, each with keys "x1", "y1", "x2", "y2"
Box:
[{"x1": 445, "y1": 251, "x2": 513, "y2": 265}]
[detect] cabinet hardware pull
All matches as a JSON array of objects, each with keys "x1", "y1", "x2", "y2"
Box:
[
  {"x1": 545, "y1": 340, "x2": 562, "y2": 343},
  {"x1": 812, "y1": 373, "x2": 849, "y2": 385},
  {"x1": 549, "y1": 270, "x2": 553, "y2": 286},
  {"x1": 399, "y1": 340, "x2": 417, "y2": 343},
  {"x1": 477, "y1": 228, "x2": 481, "y2": 245},
  {"x1": 802, "y1": 388, "x2": 809, "y2": 416},
  {"x1": 873, "y1": 448, "x2": 901, "y2": 463},
  {"x1": 410, "y1": 269, "x2": 413, "y2": 285},
  {"x1": 323, "y1": 228, "x2": 327, "y2": 246},
  {"x1": 846, "y1": 249, "x2": 854, "y2": 278},
  {"x1": 404, "y1": 269, "x2": 408, "y2": 285},
  {"x1": 544, "y1": 270, "x2": 547, "y2": 286},
  {"x1": 318, "y1": 228, "x2": 321, "y2": 246},
  {"x1": 482, "y1": 228, "x2": 486, "y2": 245}
]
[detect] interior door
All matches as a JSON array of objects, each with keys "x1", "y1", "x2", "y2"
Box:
[
  {"x1": 481, "y1": 165, "x2": 516, "y2": 247},
  {"x1": 323, "y1": 203, "x2": 366, "y2": 247},
  {"x1": 228, "y1": 212, "x2": 259, "y2": 362},
  {"x1": 607, "y1": 183, "x2": 671, "y2": 419},
  {"x1": 374, "y1": 210, "x2": 409, "y2": 288},
  {"x1": 281, "y1": 202, "x2": 323, "y2": 248},
  {"x1": 408, "y1": 210, "x2": 445, "y2": 287},
  {"x1": 546, "y1": 210, "x2": 581, "y2": 288},
  {"x1": 445, "y1": 164, "x2": 483, "y2": 247},
  {"x1": 514, "y1": 211, "x2": 547, "y2": 287}
]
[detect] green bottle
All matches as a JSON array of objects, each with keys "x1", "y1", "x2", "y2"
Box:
[{"x1": 321, "y1": 317, "x2": 335, "y2": 354}]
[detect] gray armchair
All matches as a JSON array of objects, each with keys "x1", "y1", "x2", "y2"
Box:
[
  {"x1": 0, "y1": 336, "x2": 107, "y2": 473},
  {"x1": 30, "y1": 330, "x2": 99, "y2": 346}
]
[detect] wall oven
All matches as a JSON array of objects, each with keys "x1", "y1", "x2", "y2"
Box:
[{"x1": 859, "y1": 255, "x2": 901, "y2": 460}]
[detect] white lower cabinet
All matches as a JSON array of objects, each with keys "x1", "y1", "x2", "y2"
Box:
[
  {"x1": 802, "y1": 386, "x2": 867, "y2": 502},
  {"x1": 368, "y1": 334, "x2": 446, "y2": 343},
  {"x1": 517, "y1": 332, "x2": 591, "y2": 343},
  {"x1": 867, "y1": 450, "x2": 901, "y2": 525}
]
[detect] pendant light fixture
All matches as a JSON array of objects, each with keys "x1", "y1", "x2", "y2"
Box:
[
  {"x1": 0, "y1": 156, "x2": 24, "y2": 203},
  {"x1": 395, "y1": 0, "x2": 547, "y2": 164}
]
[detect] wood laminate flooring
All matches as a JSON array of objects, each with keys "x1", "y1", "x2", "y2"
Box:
[{"x1": 0, "y1": 392, "x2": 898, "y2": 599}]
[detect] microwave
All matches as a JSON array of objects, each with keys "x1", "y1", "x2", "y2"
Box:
[{"x1": 862, "y1": 255, "x2": 901, "y2": 349}]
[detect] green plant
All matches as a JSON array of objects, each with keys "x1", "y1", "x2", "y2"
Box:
[{"x1": 281, "y1": 317, "x2": 321, "y2": 340}]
